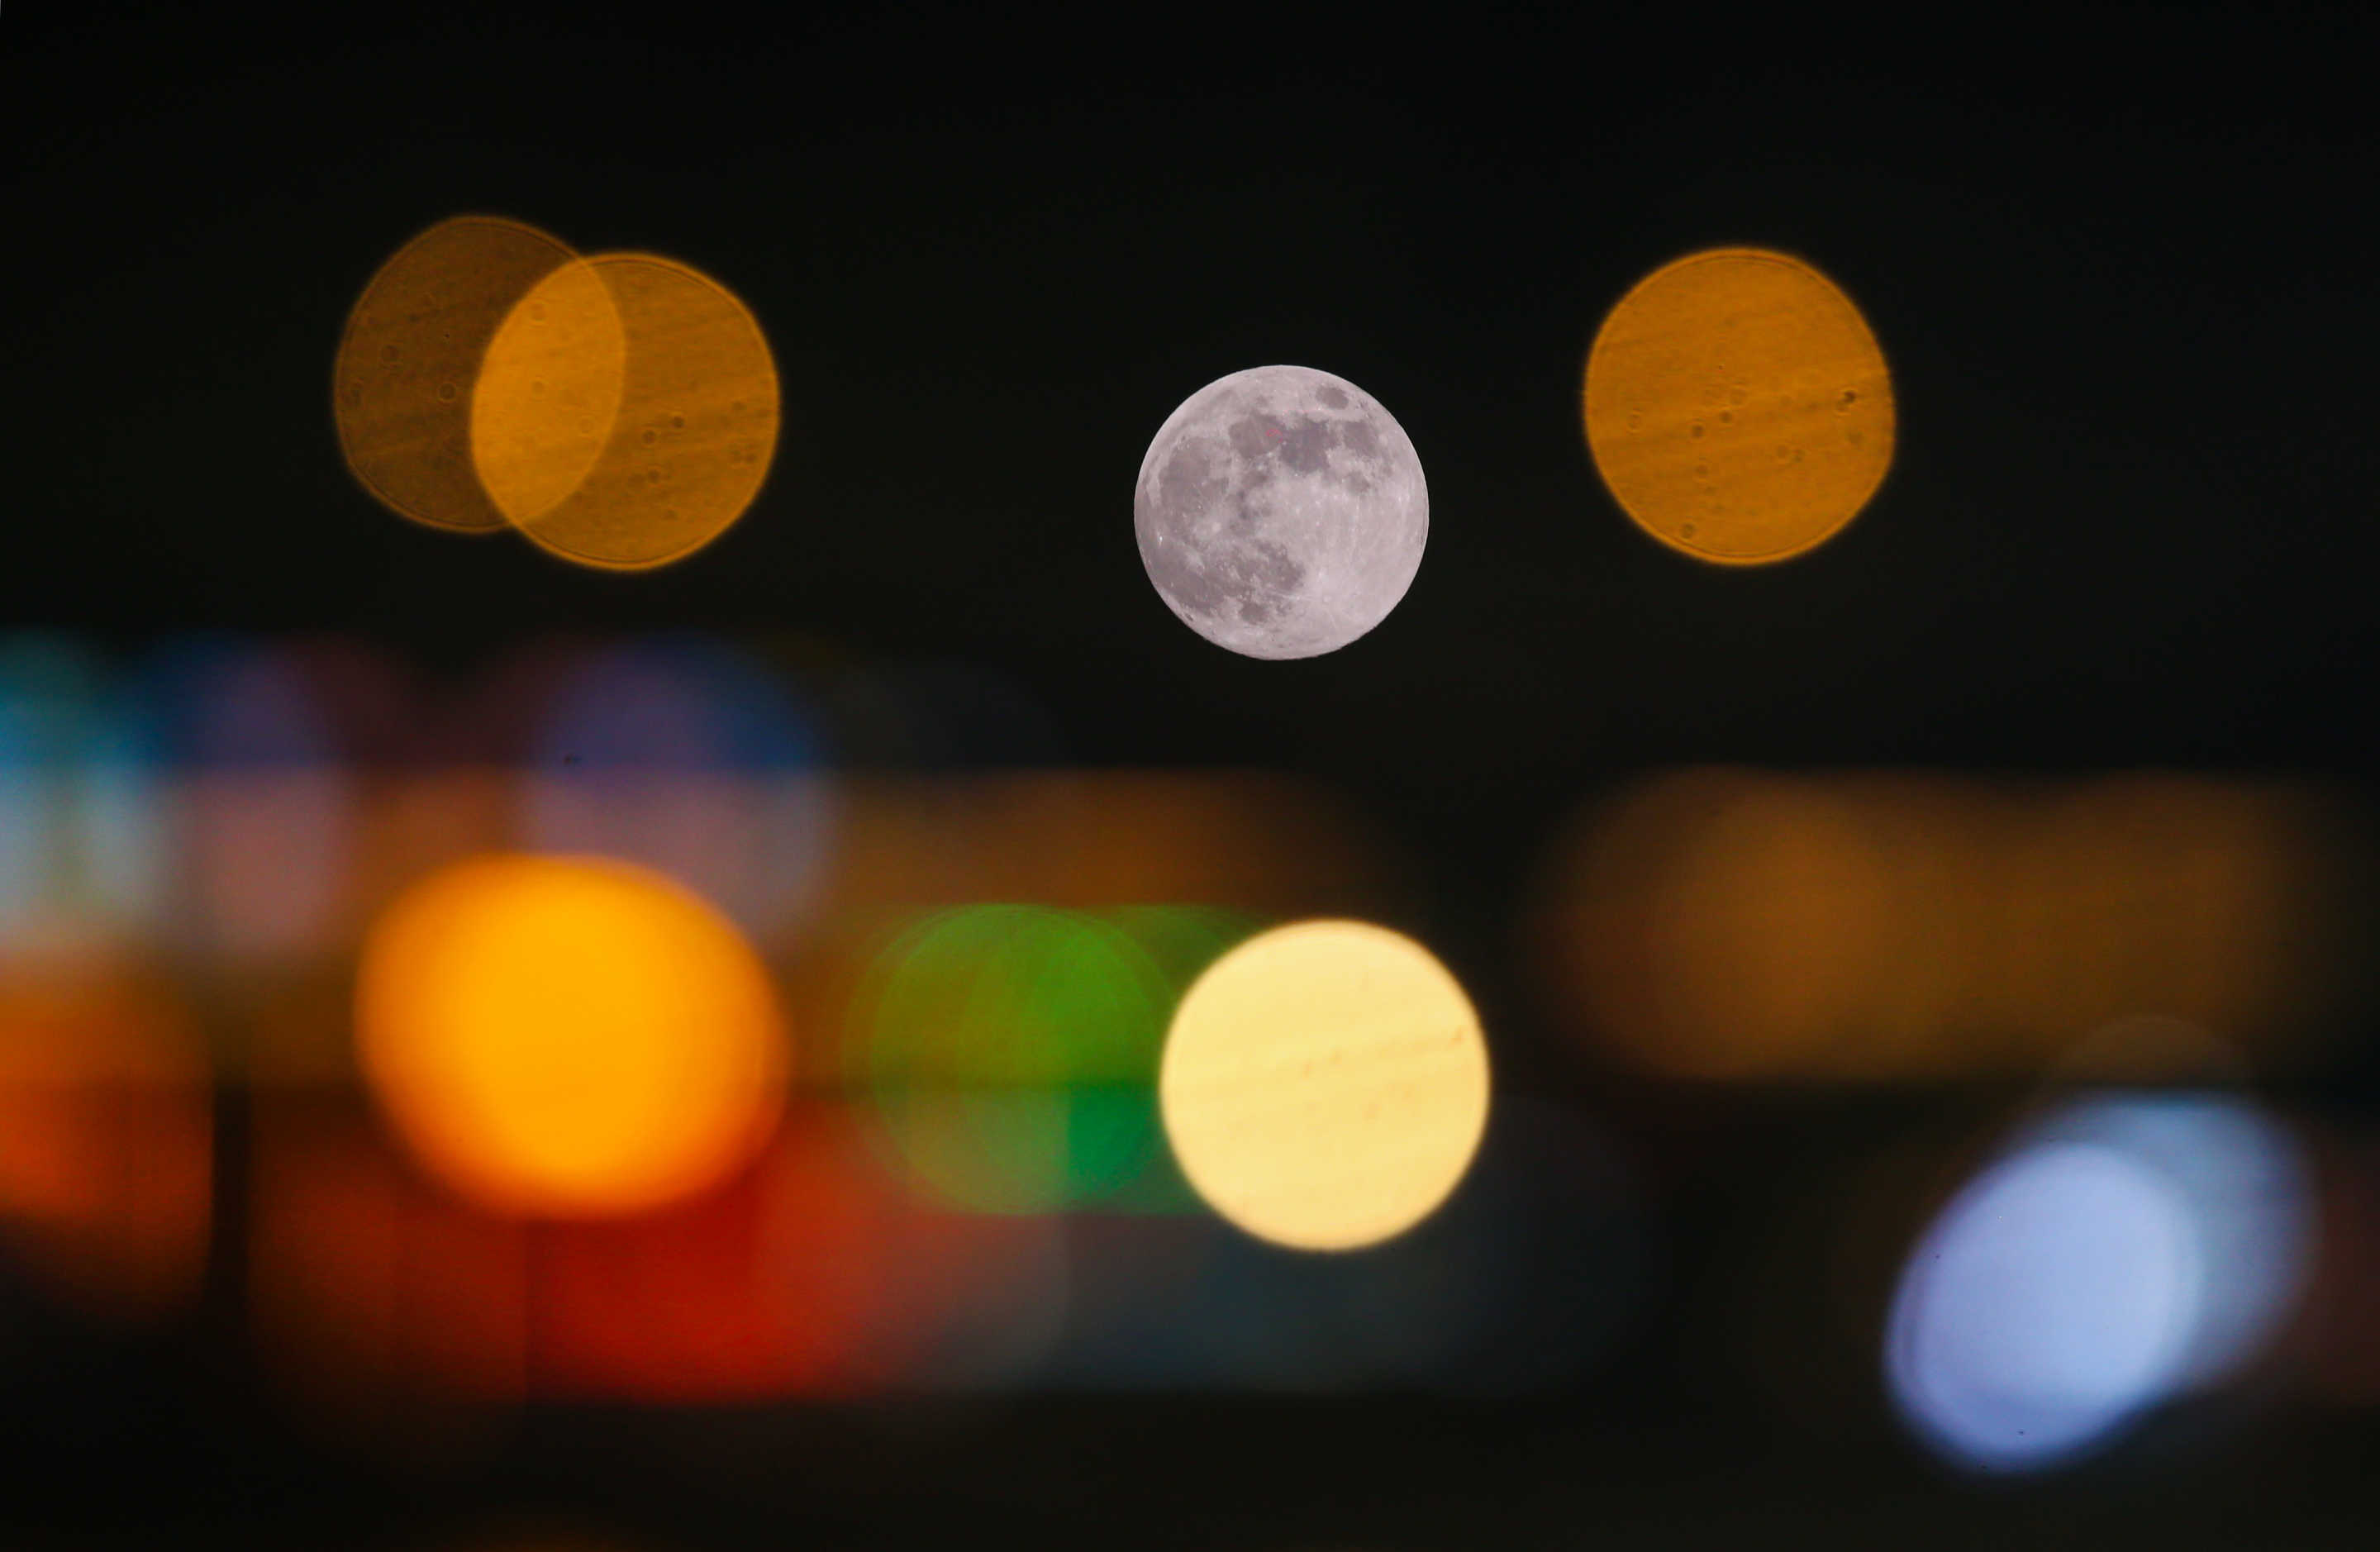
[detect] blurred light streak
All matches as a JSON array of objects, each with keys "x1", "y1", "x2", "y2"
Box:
[
  {"x1": 519, "y1": 636, "x2": 835, "y2": 935},
  {"x1": 145, "y1": 637, "x2": 350, "y2": 959},
  {"x1": 1885, "y1": 1090, "x2": 2312, "y2": 1472},
  {"x1": 1159, "y1": 919, "x2": 1490, "y2": 1251},
  {"x1": 355, "y1": 854, "x2": 788, "y2": 1217},
  {"x1": 1535, "y1": 769, "x2": 2364, "y2": 1079},
  {"x1": 814, "y1": 770, "x2": 1402, "y2": 918},
  {"x1": 474, "y1": 255, "x2": 778, "y2": 570},
  {"x1": 335, "y1": 216, "x2": 578, "y2": 534},
  {"x1": 0, "y1": 964, "x2": 211, "y2": 1321},
  {"x1": 1583, "y1": 247, "x2": 1893, "y2": 564}
]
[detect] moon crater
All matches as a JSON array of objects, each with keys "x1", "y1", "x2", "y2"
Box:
[{"x1": 1135, "y1": 365, "x2": 1426, "y2": 659}]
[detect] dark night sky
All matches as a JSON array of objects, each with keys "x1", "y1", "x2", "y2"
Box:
[
  {"x1": 6, "y1": 7, "x2": 2380, "y2": 1541},
  {"x1": 12, "y1": 3, "x2": 2375, "y2": 762}
]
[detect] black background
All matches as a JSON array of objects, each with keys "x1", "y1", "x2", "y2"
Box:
[{"x1": 6, "y1": 4, "x2": 2380, "y2": 1546}]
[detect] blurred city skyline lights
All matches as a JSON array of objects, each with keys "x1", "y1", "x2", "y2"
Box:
[
  {"x1": 0, "y1": 632, "x2": 1411, "y2": 969},
  {"x1": 11, "y1": 628, "x2": 2380, "y2": 1431},
  {"x1": 1535, "y1": 768, "x2": 2365, "y2": 1079}
]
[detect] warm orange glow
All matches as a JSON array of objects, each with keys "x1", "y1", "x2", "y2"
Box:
[
  {"x1": 814, "y1": 770, "x2": 1402, "y2": 918},
  {"x1": 355, "y1": 854, "x2": 788, "y2": 1216},
  {"x1": 1537, "y1": 770, "x2": 2354, "y2": 1079},
  {"x1": 1583, "y1": 248, "x2": 1893, "y2": 564},
  {"x1": 474, "y1": 255, "x2": 778, "y2": 570},
  {"x1": 334, "y1": 217, "x2": 577, "y2": 533},
  {"x1": 0, "y1": 966, "x2": 212, "y2": 1320},
  {"x1": 1159, "y1": 919, "x2": 1490, "y2": 1251}
]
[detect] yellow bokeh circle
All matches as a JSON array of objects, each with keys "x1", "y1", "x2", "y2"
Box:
[
  {"x1": 356, "y1": 854, "x2": 788, "y2": 1217},
  {"x1": 1158, "y1": 919, "x2": 1490, "y2": 1251},
  {"x1": 1583, "y1": 247, "x2": 1894, "y2": 564}
]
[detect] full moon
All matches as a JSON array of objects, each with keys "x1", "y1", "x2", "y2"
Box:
[{"x1": 1135, "y1": 365, "x2": 1427, "y2": 659}]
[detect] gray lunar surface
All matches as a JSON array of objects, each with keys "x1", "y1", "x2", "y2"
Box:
[{"x1": 1134, "y1": 365, "x2": 1427, "y2": 659}]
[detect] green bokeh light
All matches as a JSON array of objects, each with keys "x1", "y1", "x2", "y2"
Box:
[{"x1": 853, "y1": 903, "x2": 1257, "y2": 1212}]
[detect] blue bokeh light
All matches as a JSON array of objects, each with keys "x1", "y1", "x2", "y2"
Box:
[{"x1": 1887, "y1": 1092, "x2": 2313, "y2": 1473}]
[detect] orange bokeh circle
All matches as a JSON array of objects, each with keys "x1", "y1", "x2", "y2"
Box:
[{"x1": 356, "y1": 854, "x2": 788, "y2": 1217}]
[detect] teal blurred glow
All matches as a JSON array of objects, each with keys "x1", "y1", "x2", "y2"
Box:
[{"x1": 0, "y1": 634, "x2": 165, "y2": 955}]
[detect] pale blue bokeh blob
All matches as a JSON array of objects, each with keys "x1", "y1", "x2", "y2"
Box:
[
  {"x1": 2020, "y1": 1094, "x2": 2314, "y2": 1392},
  {"x1": 1889, "y1": 1140, "x2": 2199, "y2": 1471},
  {"x1": 1888, "y1": 1092, "x2": 2314, "y2": 1473}
]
